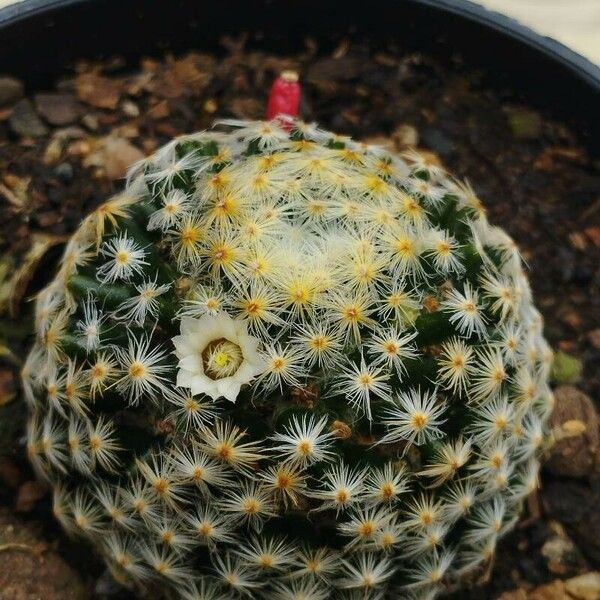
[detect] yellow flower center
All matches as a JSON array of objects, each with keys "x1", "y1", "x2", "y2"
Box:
[
  {"x1": 259, "y1": 554, "x2": 274, "y2": 568},
  {"x1": 359, "y1": 521, "x2": 375, "y2": 536},
  {"x1": 206, "y1": 298, "x2": 220, "y2": 311},
  {"x1": 298, "y1": 440, "x2": 313, "y2": 456},
  {"x1": 202, "y1": 338, "x2": 243, "y2": 379},
  {"x1": 384, "y1": 341, "x2": 399, "y2": 355},
  {"x1": 129, "y1": 361, "x2": 146, "y2": 379},
  {"x1": 217, "y1": 444, "x2": 234, "y2": 461},
  {"x1": 421, "y1": 511, "x2": 434, "y2": 526},
  {"x1": 495, "y1": 415, "x2": 508, "y2": 430},
  {"x1": 91, "y1": 363, "x2": 107, "y2": 379},
  {"x1": 307, "y1": 559, "x2": 320, "y2": 573},
  {"x1": 452, "y1": 355, "x2": 465, "y2": 368},
  {"x1": 381, "y1": 482, "x2": 395, "y2": 499},
  {"x1": 310, "y1": 335, "x2": 328, "y2": 350},
  {"x1": 214, "y1": 351, "x2": 231, "y2": 367},
  {"x1": 463, "y1": 301, "x2": 476, "y2": 313},
  {"x1": 492, "y1": 368, "x2": 506, "y2": 383},
  {"x1": 243, "y1": 498, "x2": 259, "y2": 514},
  {"x1": 437, "y1": 241, "x2": 451, "y2": 255},
  {"x1": 335, "y1": 488, "x2": 349, "y2": 504},
  {"x1": 411, "y1": 412, "x2": 429, "y2": 430}
]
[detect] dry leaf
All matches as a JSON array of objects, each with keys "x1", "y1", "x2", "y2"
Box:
[
  {"x1": 8, "y1": 233, "x2": 67, "y2": 316},
  {"x1": 561, "y1": 419, "x2": 588, "y2": 438},
  {"x1": 75, "y1": 72, "x2": 122, "y2": 109},
  {"x1": 0, "y1": 174, "x2": 30, "y2": 210},
  {"x1": 83, "y1": 135, "x2": 145, "y2": 180}
]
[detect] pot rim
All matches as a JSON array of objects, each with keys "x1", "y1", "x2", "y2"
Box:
[
  {"x1": 419, "y1": 0, "x2": 600, "y2": 89},
  {"x1": 1, "y1": 0, "x2": 599, "y2": 91}
]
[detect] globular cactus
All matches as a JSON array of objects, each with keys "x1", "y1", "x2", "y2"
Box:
[{"x1": 23, "y1": 118, "x2": 554, "y2": 600}]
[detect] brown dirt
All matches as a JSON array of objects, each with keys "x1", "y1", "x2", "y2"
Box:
[{"x1": 0, "y1": 507, "x2": 86, "y2": 600}]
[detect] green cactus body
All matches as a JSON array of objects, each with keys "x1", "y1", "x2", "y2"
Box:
[{"x1": 23, "y1": 118, "x2": 553, "y2": 599}]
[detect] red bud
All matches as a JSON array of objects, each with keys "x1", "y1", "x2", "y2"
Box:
[{"x1": 267, "y1": 71, "x2": 301, "y2": 121}]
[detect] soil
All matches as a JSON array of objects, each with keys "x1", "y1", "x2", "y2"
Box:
[
  {"x1": 0, "y1": 35, "x2": 599, "y2": 599},
  {"x1": 0, "y1": 507, "x2": 87, "y2": 600}
]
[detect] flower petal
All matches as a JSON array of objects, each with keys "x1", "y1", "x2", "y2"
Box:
[{"x1": 216, "y1": 378, "x2": 241, "y2": 403}]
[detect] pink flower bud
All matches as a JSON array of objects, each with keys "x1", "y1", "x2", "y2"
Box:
[{"x1": 267, "y1": 70, "x2": 301, "y2": 120}]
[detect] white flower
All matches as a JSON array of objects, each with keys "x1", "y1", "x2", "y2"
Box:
[
  {"x1": 338, "y1": 552, "x2": 395, "y2": 590},
  {"x1": 217, "y1": 118, "x2": 290, "y2": 150},
  {"x1": 147, "y1": 189, "x2": 192, "y2": 231},
  {"x1": 221, "y1": 482, "x2": 276, "y2": 530},
  {"x1": 75, "y1": 296, "x2": 104, "y2": 352},
  {"x1": 329, "y1": 357, "x2": 392, "y2": 421},
  {"x1": 407, "y1": 550, "x2": 454, "y2": 589},
  {"x1": 363, "y1": 462, "x2": 410, "y2": 505},
  {"x1": 270, "y1": 414, "x2": 335, "y2": 466},
  {"x1": 97, "y1": 233, "x2": 148, "y2": 283},
  {"x1": 186, "y1": 506, "x2": 237, "y2": 547},
  {"x1": 441, "y1": 282, "x2": 487, "y2": 338},
  {"x1": 172, "y1": 312, "x2": 265, "y2": 402},
  {"x1": 406, "y1": 177, "x2": 446, "y2": 208},
  {"x1": 312, "y1": 462, "x2": 367, "y2": 514},
  {"x1": 464, "y1": 496, "x2": 512, "y2": 545},
  {"x1": 481, "y1": 275, "x2": 515, "y2": 323},
  {"x1": 436, "y1": 337, "x2": 475, "y2": 395},
  {"x1": 257, "y1": 343, "x2": 307, "y2": 392},
  {"x1": 290, "y1": 546, "x2": 341, "y2": 581},
  {"x1": 379, "y1": 388, "x2": 447, "y2": 448},
  {"x1": 269, "y1": 581, "x2": 329, "y2": 600},
  {"x1": 470, "y1": 347, "x2": 507, "y2": 401},
  {"x1": 236, "y1": 535, "x2": 296, "y2": 570},
  {"x1": 425, "y1": 229, "x2": 463, "y2": 275},
  {"x1": 338, "y1": 505, "x2": 394, "y2": 549},
  {"x1": 443, "y1": 480, "x2": 477, "y2": 522},
  {"x1": 366, "y1": 327, "x2": 419, "y2": 377},
  {"x1": 116, "y1": 277, "x2": 171, "y2": 324},
  {"x1": 87, "y1": 416, "x2": 122, "y2": 472},
  {"x1": 468, "y1": 395, "x2": 514, "y2": 445},
  {"x1": 114, "y1": 335, "x2": 171, "y2": 404},
  {"x1": 417, "y1": 437, "x2": 472, "y2": 487}
]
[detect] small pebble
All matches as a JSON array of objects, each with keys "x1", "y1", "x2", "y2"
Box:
[
  {"x1": 9, "y1": 99, "x2": 48, "y2": 137},
  {"x1": 392, "y1": 123, "x2": 419, "y2": 148},
  {"x1": 53, "y1": 162, "x2": 74, "y2": 183},
  {"x1": 505, "y1": 105, "x2": 543, "y2": 139},
  {"x1": 541, "y1": 532, "x2": 587, "y2": 576},
  {"x1": 204, "y1": 98, "x2": 218, "y2": 113},
  {"x1": 121, "y1": 99, "x2": 140, "y2": 117},
  {"x1": 0, "y1": 75, "x2": 24, "y2": 106},
  {"x1": 587, "y1": 329, "x2": 600, "y2": 350},
  {"x1": 551, "y1": 353, "x2": 583, "y2": 385},
  {"x1": 34, "y1": 93, "x2": 81, "y2": 126},
  {"x1": 81, "y1": 113, "x2": 99, "y2": 131},
  {"x1": 564, "y1": 571, "x2": 600, "y2": 600}
]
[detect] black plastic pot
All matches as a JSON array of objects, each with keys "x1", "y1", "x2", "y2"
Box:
[{"x1": 1, "y1": 0, "x2": 599, "y2": 151}]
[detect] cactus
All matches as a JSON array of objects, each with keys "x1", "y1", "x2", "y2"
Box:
[{"x1": 23, "y1": 118, "x2": 553, "y2": 600}]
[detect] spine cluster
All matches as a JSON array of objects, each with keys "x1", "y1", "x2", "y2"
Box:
[{"x1": 23, "y1": 118, "x2": 553, "y2": 600}]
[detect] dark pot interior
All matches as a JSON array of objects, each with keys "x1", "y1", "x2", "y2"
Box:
[{"x1": 1, "y1": 0, "x2": 599, "y2": 151}]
